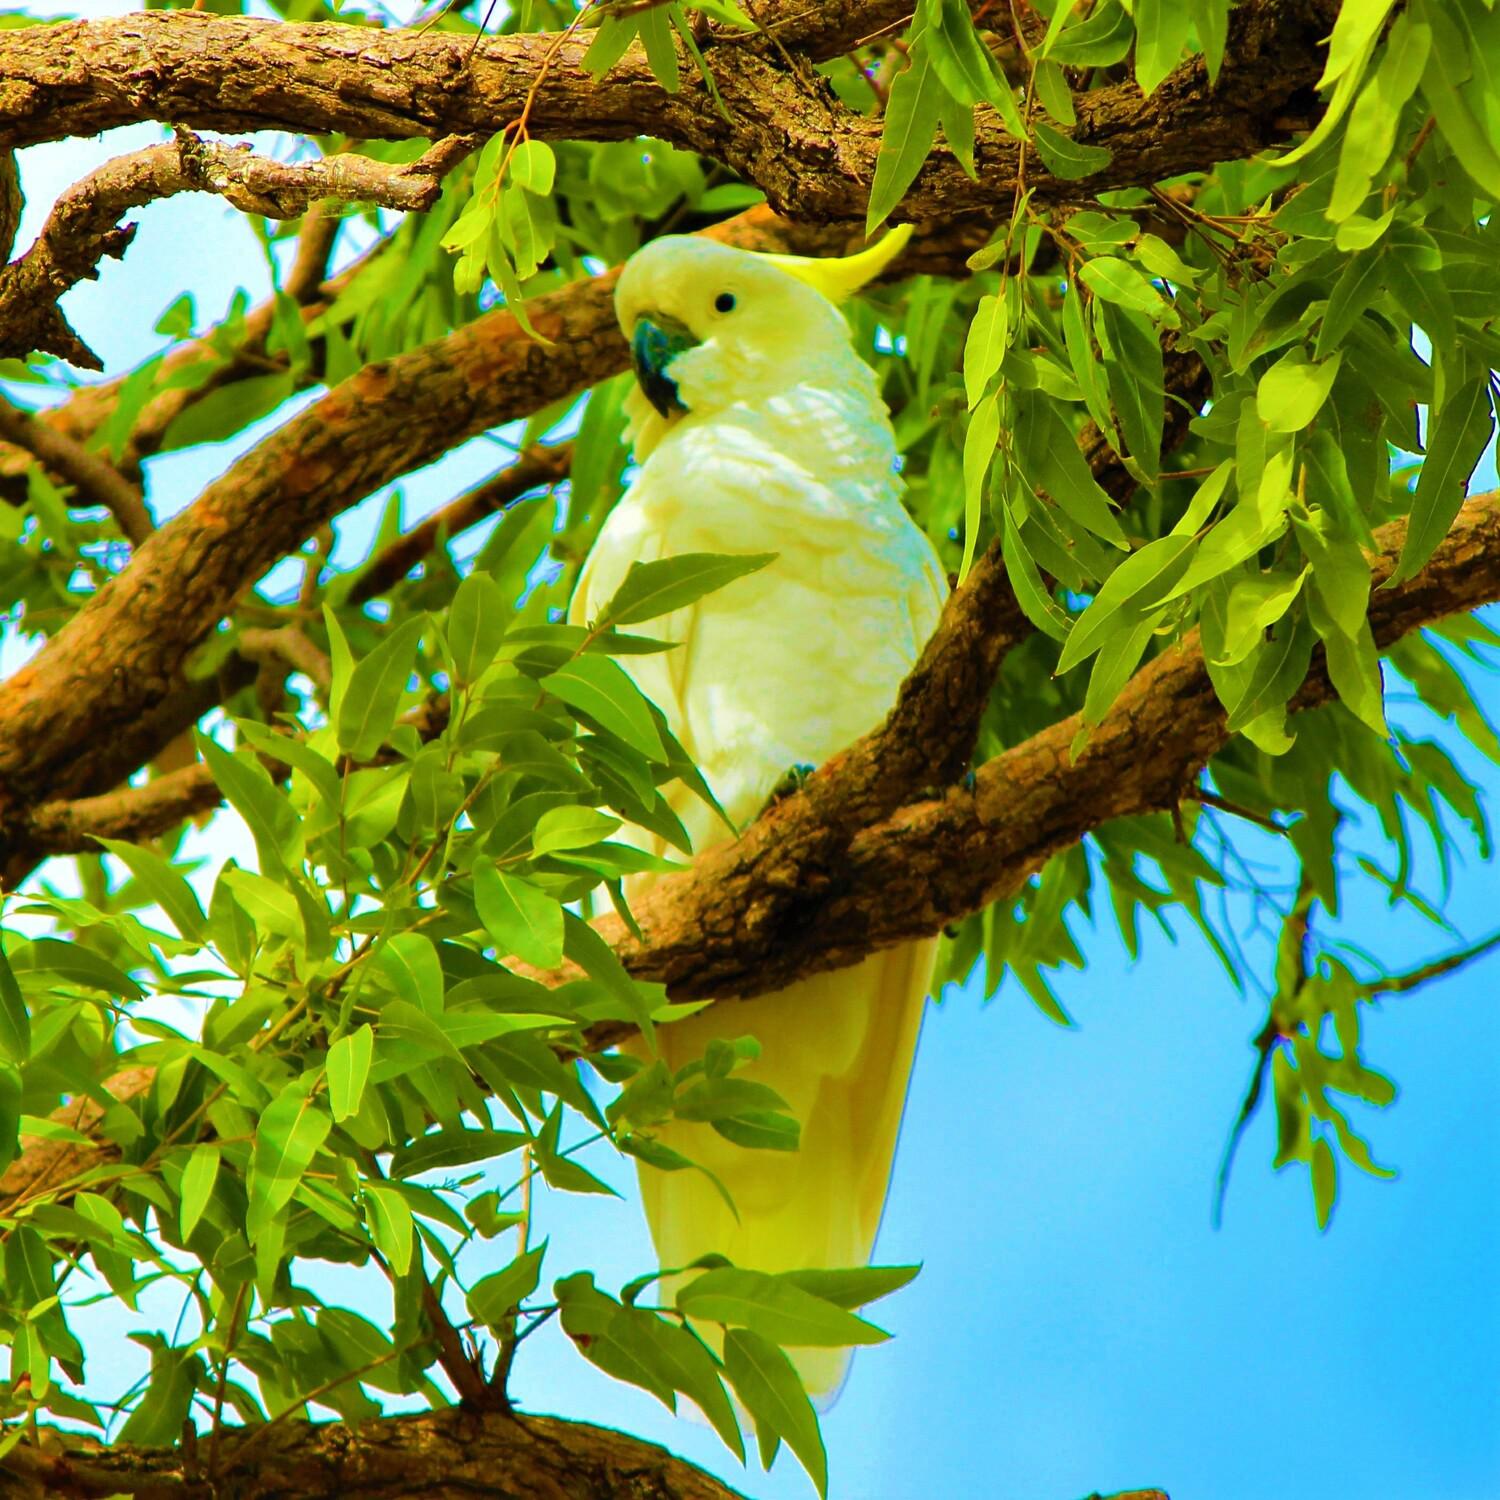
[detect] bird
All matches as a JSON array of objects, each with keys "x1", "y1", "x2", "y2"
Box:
[{"x1": 568, "y1": 226, "x2": 947, "y2": 1397}]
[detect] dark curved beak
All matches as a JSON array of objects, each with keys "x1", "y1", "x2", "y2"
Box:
[{"x1": 631, "y1": 314, "x2": 697, "y2": 419}]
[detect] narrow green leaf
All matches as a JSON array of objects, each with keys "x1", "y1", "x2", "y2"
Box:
[
  {"x1": 469, "y1": 1242, "x2": 547, "y2": 1328},
  {"x1": 447, "y1": 571, "x2": 509, "y2": 686},
  {"x1": 541, "y1": 653, "x2": 666, "y2": 760},
  {"x1": 327, "y1": 1024, "x2": 374, "y2": 1123},
  {"x1": 338, "y1": 616, "x2": 426, "y2": 761},
  {"x1": 247, "y1": 1079, "x2": 331, "y2": 1242},
  {"x1": 866, "y1": 44, "x2": 944, "y2": 233},
  {"x1": 0, "y1": 945, "x2": 30, "y2": 1065},
  {"x1": 598, "y1": 552, "x2": 777, "y2": 626},
  {"x1": 178, "y1": 1143, "x2": 220, "y2": 1242},
  {"x1": 197, "y1": 734, "x2": 302, "y2": 878},
  {"x1": 1311, "y1": 1135, "x2": 1337, "y2": 1230},
  {"x1": 638, "y1": 4, "x2": 680, "y2": 92},
  {"x1": 97, "y1": 839, "x2": 207, "y2": 942},
  {"x1": 677, "y1": 1267, "x2": 889, "y2": 1347},
  {"x1": 1031, "y1": 120, "x2": 1112, "y2": 180},
  {"x1": 1057, "y1": 534, "x2": 1194, "y2": 673},
  {"x1": 474, "y1": 865, "x2": 565, "y2": 969},
  {"x1": 960, "y1": 394, "x2": 999, "y2": 584},
  {"x1": 1392, "y1": 362, "x2": 1496, "y2": 584},
  {"x1": 963, "y1": 294, "x2": 1011, "y2": 410},
  {"x1": 1134, "y1": 0, "x2": 1190, "y2": 96},
  {"x1": 723, "y1": 1328, "x2": 828, "y2": 1498},
  {"x1": 363, "y1": 1181, "x2": 414, "y2": 1276}
]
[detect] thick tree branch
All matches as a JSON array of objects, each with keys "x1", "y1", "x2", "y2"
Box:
[
  {"x1": 0, "y1": 129, "x2": 469, "y2": 370},
  {"x1": 0, "y1": 203, "x2": 347, "y2": 500},
  {"x1": 577, "y1": 493, "x2": 1500, "y2": 1010},
  {"x1": 0, "y1": 3, "x2": 1335, "y2": 226},
  {"x1": 0, "y1": 207, "x2": 990, "y2": 835},
  {"x1": 0, "y1": 1409, "x2": 749, "y2": 1500}
]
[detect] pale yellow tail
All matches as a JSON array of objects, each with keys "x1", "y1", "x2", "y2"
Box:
[{"x1": 636, "y1": 939, "x2": 935, "y2": 1397}]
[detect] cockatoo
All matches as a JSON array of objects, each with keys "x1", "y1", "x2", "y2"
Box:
[{"x1": 569, "y1": 228, "x2": 946, "y2": 1396}]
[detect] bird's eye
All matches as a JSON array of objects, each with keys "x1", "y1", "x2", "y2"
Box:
[{"x1": 714, "y1": 292, "x2": 736, "y2": 314}]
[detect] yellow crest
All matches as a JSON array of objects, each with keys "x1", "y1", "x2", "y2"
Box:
[{"x1": 756, "y1": 224, "x2": 913, "y2": 303}]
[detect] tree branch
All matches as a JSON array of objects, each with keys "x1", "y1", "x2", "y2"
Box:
[
  {"x1": 348, "y1": 444, "x2": 574, "y2": 606},
  {"x1": 0, "y1": 206, "x2": 989, "y2": 832},
  {"x1": 0, "y1": 1409, "x2": 750, "y2": 1500},
  {"x1": 574, "y1": 492, "x2": 1500, "y2": 1013},
  {"x1": 0, "y1": 3, "x2": 1336, "y2": 226},
  {"x1": 0, "y1": 128, "x2": 470, "y2": 369},
  {"x1": 0, "y1": 394, "x2": 151, "y2": 543}
]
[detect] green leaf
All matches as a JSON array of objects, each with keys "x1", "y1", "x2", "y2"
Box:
[
  {"x1": 1311, "y1": 1134, "x2": 1337, "y2": 1230},
  {"x1": 1134, "y1": 0, "x2": 1190, "y2": 95},
  {"x1": 447, "y1": 571, "x2": 509, "y2": 686},
  {"x1": 1045, "y1": 1, "x2": 1134, "y2": 67},
  {"x1": 963, "y1": 293, "x2": 1011, "y2": 410},
  {"x1": 197, "y1": 734, "x2": 303, "y2": 878},
  {"x1": 338, "y1": 616, "x2": 426, "y2": 761},
  {"x1": 533, "y1": 805, "x2": 622, "y2": 855},
  {"x1": 722, "y1": 1328, "x2": 828, "y2": 1497},
  {"x1": 392, "y1": 1125, "x2": 527, "y2": 1178},
  {"x1": 1328, "y1": 13, "x2": 1431, "y2": 222},
  {"x1": 563, "y1": 911, "x2": 655, "y2": 1041},
  {"x1": 1392, "y1": 360, "x2": 1496, "y2": 584},
  {"x1": 583, "y1": 15, "x2": 637, "y2": 79},
  {"x1": 474, "y1": 865, "x2": 565, "y2": 969},
  {"x1": 1078, "y1": 257, "x2": 1174, "y2": 322},
  {"x1": 97, "y1": 839, "x2": 207, "y2": 942},
  {"x1": 363, "y1": 1181, "x2": 414, "y2": 1276},
  {"x1": 1187, "y1": 0, "x2": 1228, "y2": 80},
  {"x1": 866, "y1": 42, "x2": 944, "y2": 234},
  {"x1": 960, "y1": 393, "x2": 999, "y2": 583},
  {"x1": 676, "y1": 1268, "x2": 889, "y2": 1347},
  {"x1": 1420, "y1": 19, "x2": 1500, "y2": 200},
  {"x1": 1315, "y1": 246, "x2": 1385, "y2": 358},
  {"x1": 597, "y1": 552, "x2": 777, "y2": 626},
  {"x1": 638, "y1": 3, "x2": 680, "y2": 92},
  {"x1": 507, "y1": 140, "x2": 556, "y2": 195},
  {"x1": 1057, "y1": 534, "x2": 1194, "y2": 673},
  {"x1": 178, "y1": 1143, "x2": 220, "y2": 1242},
  {"x1": 0, "y1": 944, "x2": 30, "y2": 1065},
  {"x1": 369, "y1": 932, "x2": 445, "y2": 1015},
  {"x1": 778, "y1": 1264, "x2": 920, "y2": 1310},
  {"x1": 1257, "y1": 351, "x2": 1342, "y2": 432},
  {"x1": 469, "y1": 1242, "x2": 547, "y2": 1328},
  {"x1": 541, "y1": 653, "x2": 666, "y2": 760},
  {"x1": 1272, "y1": 0, "x2": 1397, "y2": 168},
  {"x1": 327, "y1": 1024, "x2": 374, "y2": 1123},
  {"x1": 1217, "y1": 568, "x2": 1309, "y2": 666},
  {"x1": 246, "y1": 1079, "x2": 331, "y2": 1242},
  {"x1": 1307, "y1": 580, "x2": 1389, "y2": 738},
  {"x1": 1031, "y1": 120, "x2": 1112, "y2": 180}
]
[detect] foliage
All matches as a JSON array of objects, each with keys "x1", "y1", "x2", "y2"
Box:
[{"x1": 1, "y1": 0, "x2": 1499, "y2": 1494}]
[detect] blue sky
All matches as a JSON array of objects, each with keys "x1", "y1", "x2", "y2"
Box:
[{"x1": 3, "y1": 13, "x2": 1498, "y2": 1498}]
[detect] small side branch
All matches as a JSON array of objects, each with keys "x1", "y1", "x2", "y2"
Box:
[
  {"x1": 349, "y1": 445, "x2": 574, "y2": 606},
  {"x1": 0, "y1": 130, "x2": 474, "y2": 368},
  {"x1": 0, "y1": 395, "x2": 152, "y2": 545}
]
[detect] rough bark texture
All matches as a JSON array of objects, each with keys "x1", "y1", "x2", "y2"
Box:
[
  {"x1": 0, "y1": 1410, "x2": 749, "y2": 1500},
  {"x1": 570, "y1": 492, "x2": 1500, "y2": 1015},
  {"x1": 0, "y1": 2, "x2": 1333, "y2": 223},
  {"x1": 0, "y1": 2, "x2": 1479, "y2": 1496}
]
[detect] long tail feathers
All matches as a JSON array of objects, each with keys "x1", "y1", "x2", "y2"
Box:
[{"x1": 635, "y1": 939, "x2": 936, "y2": 1398}]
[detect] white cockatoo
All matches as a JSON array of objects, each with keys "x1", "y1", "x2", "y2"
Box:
[{"x1": 569, "y1": 228, "x2": 947, "y2": 1396}]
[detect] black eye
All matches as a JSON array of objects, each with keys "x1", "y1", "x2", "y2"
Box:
[{"x1": 714, "y1": 292, "x2": 736, "y2": 313}]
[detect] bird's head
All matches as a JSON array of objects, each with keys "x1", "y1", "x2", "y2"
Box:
[{"x1": 614, "y1": 227, "x2": 912, "y2": 434}]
